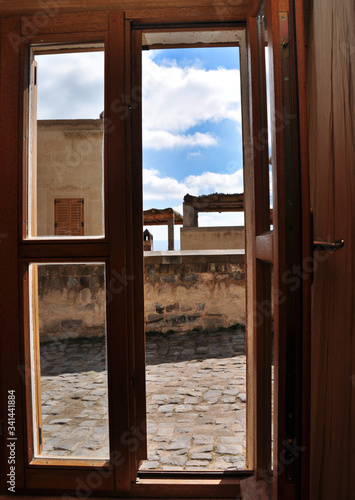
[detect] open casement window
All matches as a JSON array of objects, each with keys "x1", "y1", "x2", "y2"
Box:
[
  {"x1": 245, "y1": 0, "x2": 311, "y2": 498},
  {"x1": 0, "y1": 2, "x2": 311, "y2": 499}
]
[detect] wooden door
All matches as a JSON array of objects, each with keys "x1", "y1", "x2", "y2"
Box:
[{"x1": 246, "y1": 0, "x2": 311, "y2": 498}]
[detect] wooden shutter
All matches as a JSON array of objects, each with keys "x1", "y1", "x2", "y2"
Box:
[{"x1": 54, "y1": 198, "x2": 84, "y2": 236}]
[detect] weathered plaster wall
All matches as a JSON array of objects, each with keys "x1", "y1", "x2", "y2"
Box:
[
  {"x1": 37, "y1": 119, "x2": 104, "y2": 237},
  {"x1": 144, "y1": 250, "x2": 245, "y2": 333},
  {"x1": 38, "y1": 251, "x2": 245, "y2": 339},
  {"x1": 180, "y1": 226, "x2": 245, "y2": 250},
  {"x1": 38, "y1": 264, "x2": 106, "y2": 341}
]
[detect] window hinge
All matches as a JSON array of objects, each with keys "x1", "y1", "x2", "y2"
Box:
[
  {"x1": 0, "y1": 420, "x2": 3, "y2": 436},
  {"x1": 54, "y1": 222, "x2": 58, "y2": 228},
  {"x1": 81, "y1": 222, "x2": 84, "y2": 228},
  {"x1": 38, "y1": 426, "x2": 42, "y2": 446}
]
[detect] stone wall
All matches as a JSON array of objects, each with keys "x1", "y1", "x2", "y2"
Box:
[
  {"x1": 144, "y1": 250, "x2": 245, "y2": 333},
  {"x1": 38, "y1": 264, "x2": 106, "y2": 341},
  {"x1": 37, "y1": 251, "x2": 245, "y2": 340}
]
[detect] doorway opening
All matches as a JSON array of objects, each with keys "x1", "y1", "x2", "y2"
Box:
[{"x1": 139, "y1": 33, "x2": 249, "y2": 472}]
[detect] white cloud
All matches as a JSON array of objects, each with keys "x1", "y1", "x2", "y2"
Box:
[
  {"x1": 143, "y1": 167, "x2": 243, "y2": 202},
  {"x1": 187, "y1": 151, "x2": 202, "y2": 160},
  {"x1": 143, "y1": 168, "x2": 191, "y2": 200},
  {"x1": 185, "y1": 169, "x2": 244, "y2": 195},
  {"x1": 198, "y1": 212, "x2": 245, "y2": 228},
  {"x1": 143, "y1": 130, "x2": 217, "y2": 150},
  {"x1": 36, "y1": 52, "x2": 104, "y2": 120},
  {"x1": 143, "y1": 51, "x2": 241, "y2": 149}
]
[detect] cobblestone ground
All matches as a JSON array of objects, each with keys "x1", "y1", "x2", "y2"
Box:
[{"x1": 39, "y1": 328, "x2": 246, "y2": 471}]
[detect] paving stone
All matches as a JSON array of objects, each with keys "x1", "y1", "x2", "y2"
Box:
[
  {"x1": 50, "y1": 418, "x2": 71, "y2": 425},
  {"x1": 54, "y1": 440, "x2": 79, "y2": 452},
  {"x1": 160, "y1": 456, "x2": 186, "y2": 466},
  {"x1": 152, "y1": 394, "x2": 169, "y2": 401},
  {"x1": 158, "y1": 404, "x2": 174, "y2": 413},
  {"x1": 186, "y1": 460, "x2": 209, "y2": 467},
  {"x1": 157, "y1": 427, "x2": 174, "y2": 437},
  {"x1": 141, "y1": 461, "x2": 159, "y2": 469},
  {"x1": 222, "y1": 396, "x2": 235, "y2": 403},
  {"x1": 184, "y1": 397, "x2": 199, "y2": 404},
  {"x1": 190, "y1": 452, "x2": 213, "y2": 460},
  {"x1": 216, "y1": 444, "x2": 243, "y2": 455},
  {"x1": 193, "y1": 445, "x2": 213, "y2": 453},
  {"x1": 175, "y1": 404, "x2": 193, "y2": 413},
  {"x1": 40, "y1": 332, "x2": 247, "y2": 466},
  {"x1": 167, "y1": 439, "x2": 190, "y2": 450},
  {"x1": 43, "y1": 424, "x2": 62, "y2": 432},
  {"x1": 193, "y1": 435, "x2": 214, "y2": 445}
]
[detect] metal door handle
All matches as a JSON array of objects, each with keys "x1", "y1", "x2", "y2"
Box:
[{"x1": 313, "y1": 239, "x2": 345, "y2": 252}]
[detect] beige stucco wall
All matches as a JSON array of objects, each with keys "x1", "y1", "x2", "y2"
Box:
[
  {"x1": 180, "y1": 226, "x2": 245, "y2": 250},
  {"x1": 37, "y1": 119, "x2": 104, "y2": 237}
]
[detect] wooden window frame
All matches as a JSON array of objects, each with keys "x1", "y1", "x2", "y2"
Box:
[
  {"x1": 129, "y1": 24, "x2": 256, "y2": 482},
  {"x1": 0, "y1": 2, "x2": 311, "y2": 499}
]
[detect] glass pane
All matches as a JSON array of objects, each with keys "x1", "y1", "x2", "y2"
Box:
[
  {"x1": 29, "y1": 263, "x2": 109, "y2": 459},
  {"x1": 28, "y1": 47, "x2": 105, "y2": 239},
  {"x1": 264, "y1": 28, "x2": 273, "y2": 228},
  {"x1": 140, "y1": 41, "x2": 247, "y2": 471}
]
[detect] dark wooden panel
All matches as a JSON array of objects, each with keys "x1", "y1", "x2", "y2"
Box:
[
  {"x1": 21, "y1": 12, "x2": 108, "y2": 36},
  {"x1": 130, "y1": 27, "x2": 147, "y2": 471},
  {"x1": 126, "y1": 7, "x2": 247, "y2": 24},
  {"x1": 246, "y1": 11, "x2": 272, "y2": 481},
  {"x1": 24, "y1": 466, "x2": 114, "y2": 491},
  {"x1": 1, "y1": 1, "x2": 249, "y2": 18},
  {"x1": 106, "y1": 11, "x2": 131, "y2": 492},
  {"x1": 0, "y1": 17, "x2": 26, "y2": 492},
  {"x1": 130, "y1": 477, "x2": 246, "y2": 498},
  {"x1": 124, "y1": 20, "x2": 140, "y2": 482},
  {"x1": 308, "y1": 1, "x2": 355, "y2": 499},
  {"x1": 19, "y1": 243, "x2": 109, "y2": 259},
  {"x1": 294, "y1": 1, "x2": 311, "y2": 499}
]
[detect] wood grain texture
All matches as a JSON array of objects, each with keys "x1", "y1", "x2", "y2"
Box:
[
  {"x1": 21, "y1": 11, "x2": 108, "y2": 35},
  {"x1": 294, "y1": 1, "x2": 312, "y2": 499},
  {"x1": 0, "y1": 17, "x2": 25, "y2": 492},
  {"x1": 105, "y1": 11, "x2": 132, "y2": 492},
  {"x1": 0, "y1": 0, "x2": 249, "y2": 19},
  {"x1": 130, "y1": 27, "x2": 148, "y2": 471},
  {"x1": 125, "y1": 7, "x2": 247, "y2": 24},
  {"x1": 19, "y1": 242, "x2": 109, "y2": 258},
  {"x1": 246, "y1": 9, "x2": 273, "y2": 481},
  {"x1": 308, "y1": 1, "x2": 355, "y2": 499}
]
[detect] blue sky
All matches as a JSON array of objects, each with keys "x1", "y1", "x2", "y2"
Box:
[
  {"x1": 35, "y1": 46, "x2": 245, "y2": 249},
  {"x1": 142, "y1": 47, "x2": 244, "y2": 248}
]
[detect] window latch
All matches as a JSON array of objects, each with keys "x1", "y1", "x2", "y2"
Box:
[{"x1": 313, "y1": 239, "x2": 345, "y2": 252}]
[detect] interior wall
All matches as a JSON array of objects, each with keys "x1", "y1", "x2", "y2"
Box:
[{"x1": 307, "y1": 1, "x2": 355, "y2": 499}]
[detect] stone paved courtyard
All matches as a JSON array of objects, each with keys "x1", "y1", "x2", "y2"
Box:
[{"x1": 39, "y1": 327, "x2": 247, "y2": 471}]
